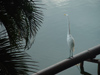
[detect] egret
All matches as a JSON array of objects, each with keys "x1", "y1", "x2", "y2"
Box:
[{"x1": 64, "y1": 14, "x2": 75, "y2": 58}]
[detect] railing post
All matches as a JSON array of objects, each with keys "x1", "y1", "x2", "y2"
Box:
[{"x1": 98, "y1": 60, "x2": 100, "y2": 75}]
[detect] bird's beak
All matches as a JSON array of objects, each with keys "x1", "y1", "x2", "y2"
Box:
[
  {"x1": 64, "y1": 14, "x2": 66, "y2": 16},
  {"x1": 64, "y1": 14, "x2": 68, "y2": 16}
]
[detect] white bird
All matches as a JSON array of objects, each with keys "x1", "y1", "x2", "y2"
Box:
[{"x1": 64, "y1": 14, "x2": 75, "y2": 58}]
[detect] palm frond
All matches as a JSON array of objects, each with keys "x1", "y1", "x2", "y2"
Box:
[
  {"x1": 0, "y1": 0, "x2": 44, "y2": 50},
  {"x1": 0, "y1": 30, "x2": 38, "y2": 75}
]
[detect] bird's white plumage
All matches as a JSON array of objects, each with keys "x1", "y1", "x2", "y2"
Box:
[
  {"x1": 65, "y1": 14, "x2": 75, "y2": 57},
  {"x1": 67, "y1": 34, "x2": 75, "y2": 52}
]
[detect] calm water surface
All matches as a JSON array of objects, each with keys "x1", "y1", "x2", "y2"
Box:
[{"x1": 27, "y1": 0, "x2": 100, "y2": 75}]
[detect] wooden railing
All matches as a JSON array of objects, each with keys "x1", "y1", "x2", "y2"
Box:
[{"x1": 32, "y1": 45, "x2": 100, "y2": 75}]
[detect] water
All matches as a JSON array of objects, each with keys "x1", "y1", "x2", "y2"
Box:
[{"x1": 27, "y1": 0, "x2": 100, "y2": 75}]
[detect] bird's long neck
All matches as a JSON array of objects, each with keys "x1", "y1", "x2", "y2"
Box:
[{"x1": 67, "y1": 16, "x2": 70, "y2": 35}]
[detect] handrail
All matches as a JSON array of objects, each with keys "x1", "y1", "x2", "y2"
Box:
[{"x1": 32, "y1": 45, "x2": 100, "y2": 75}]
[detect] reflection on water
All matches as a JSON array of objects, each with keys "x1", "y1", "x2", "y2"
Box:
[
  {"x1": 50, "y1": 0, "x2": 69, "y2": 6},
  {"x1": 28, "y1": 0, "x2": 100, "y2": 75},
  {"x1": 42, "y1": 0, "x2": 69, "y2": 7}
]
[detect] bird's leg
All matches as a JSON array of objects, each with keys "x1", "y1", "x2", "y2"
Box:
[
  {"x1": 71, "y1": 50, "x2": 73, "y2": 57},
  {"x1": 69, "y1": 49, "x2": 71, "y2": 57},
  {"x1": 70, "y1": 50, "x2": 73, "y2": 58},
  {"x1": 68, "y1": 49, "x2": 72, "y2": 59}
]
